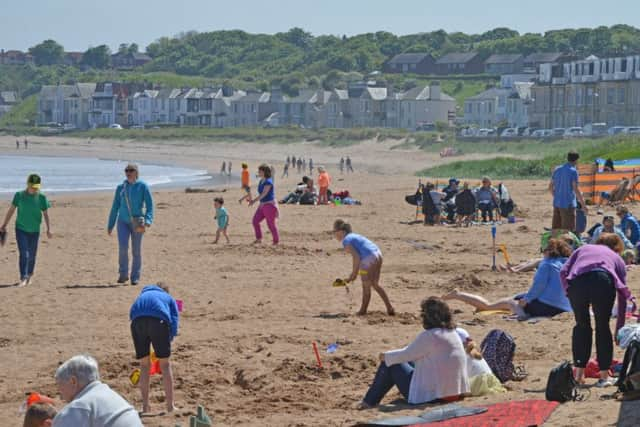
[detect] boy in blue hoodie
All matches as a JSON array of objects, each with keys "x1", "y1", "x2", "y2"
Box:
[{"x1": 130, "y1": 283, "x2": 179, "y2": 414}]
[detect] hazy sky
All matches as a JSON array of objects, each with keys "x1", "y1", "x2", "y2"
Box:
[{"x1": 3, "y1": 0, "x2": 639, "y2": 51}]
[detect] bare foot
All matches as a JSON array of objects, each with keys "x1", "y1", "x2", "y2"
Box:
[
  {"x1": 253, "y1": 240, "x2": 262, "y2": 245},
  {"x1": 213, "y1": 240, "x2": 218, "y2": 244},
  {"x1": 387, "y1": 308, "x2": 396, "y2": 316},
  {"x1": 356, "y1": 310, "x2": 367, "y2": 316},
  {"x1": 442, "y1": 289, "x2": 459, "y2": 300}
]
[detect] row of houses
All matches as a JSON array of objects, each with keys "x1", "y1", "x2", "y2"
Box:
[
  {"x1": 0, "y1": 49, "x2": 151, "y2": 70},
  {"x1": 385, "y1": 52, "x2": 573, "y2": 76},
  {"x1": 37, "y1": 82, "x2": 457, "y2": 130},
  {"x1": 463, "y1": 54, "x2": 640, "y2": 129}
]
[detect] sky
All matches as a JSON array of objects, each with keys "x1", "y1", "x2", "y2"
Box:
[{"x1": 2, "y1": 0, "x2": 639, "y2": 52}]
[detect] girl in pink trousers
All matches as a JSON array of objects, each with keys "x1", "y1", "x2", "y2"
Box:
[{"x1": 249, "y1": 164, "x2": 279, "y2": 244}]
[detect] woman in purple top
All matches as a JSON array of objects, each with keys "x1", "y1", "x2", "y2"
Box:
[
  {"x1": 333, "y1": 219, "x2": 394, "y2": 316},
  {"x1": 560, "y1": 233, "x2": 631, "y2": 388}
]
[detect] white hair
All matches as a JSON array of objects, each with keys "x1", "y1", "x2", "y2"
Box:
[{"x1": 55, "y1": 355, "x2": 100, "y2": 386}]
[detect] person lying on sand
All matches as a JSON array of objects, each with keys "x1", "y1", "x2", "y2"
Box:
[
  {"x1": 333, "y1": 219, "x2": 394, "y2": 316},
  {"x1": 444, "y1": 239, "x2": 573, "y2": 320},
  {"x1": 357, "y1": 297, "x2": 468, "y2": 409}
]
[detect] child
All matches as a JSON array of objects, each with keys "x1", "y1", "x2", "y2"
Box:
[
  {"x1": 318, "y1": 166, "x2": 331, "y2": 205},
  {"x1": 456, "y1": 328, "x2": 506, "y2": 396},
  {"x1": 238, "y1": 163, "x2": 251, "y2": 204},
  {"x1": 23, "y1": 403, "x2": 57, "y2": 427},
  {"x1": 214, "y1": 197, "x2": 230, "y2": 244},
  {"x1": 333, "y1": 219, "x2": 394, "y2": 315}
]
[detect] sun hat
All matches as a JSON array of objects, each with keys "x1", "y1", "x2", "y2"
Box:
[{"x1": 27, "y1": 174, "x2": 41, "y2": 189}]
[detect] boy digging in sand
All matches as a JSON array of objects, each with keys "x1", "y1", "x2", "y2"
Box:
[
  {"x1": 333, "y1": 219, "x2": 394, "y2": 316},
  {"x1": 214, "y1": 197, "x2": 230, "y2": 244}
]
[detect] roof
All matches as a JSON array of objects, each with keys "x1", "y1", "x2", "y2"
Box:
[
  {"x1": 387, "y1": 53, "x2": 432, "y2": 65},
  {"x1": 513, "y1": 82, "x2": 533, "y2": 100},
  {"x1": 524, "y1": 52, "x2": 565, "y2": 63},
  {"x1": 240, "y1": 92, "x2": 271, "y2": 103},
  {"x1": 436, "y1": 52, "x2": 479, "y2": 64},
  {"x1": 75, "y1": 83, "x2": 96, "y2": 98},
  {"x1": 466, "y1": 87, "x2": 512, "y2": 101},
  {"x1": 133, "y1": 53, "x2": 152, "y2": 61},
  {"x1": 400, "y1": 86, "x2": 455, "y2": 101},
  {"x1": 366, "y1": 87, "x2": 387, "y2": 101},
  {"x1": 485, "y1": 54, "x2": 523, "y2": 64}
]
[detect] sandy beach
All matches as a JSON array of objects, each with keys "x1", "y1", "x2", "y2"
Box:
[{"x1": 0, "y1": 135, "x2": 638, "y2": 426}]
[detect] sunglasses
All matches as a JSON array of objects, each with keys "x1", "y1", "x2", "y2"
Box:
[{"x1": 125, "y1": 169, "x2": 136, "y2": 173}]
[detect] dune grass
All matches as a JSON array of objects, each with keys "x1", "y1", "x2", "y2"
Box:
[{"x1": 417, "y1": 136, "x2": 640, "y2": 180}]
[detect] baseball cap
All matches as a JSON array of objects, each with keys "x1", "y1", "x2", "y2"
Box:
[
  {"x1": 27, "y1": 174, "x2": 41, "y2": 189},
  {"x1": 449, "y1": 177, "x2": 460, "y2": 184}
]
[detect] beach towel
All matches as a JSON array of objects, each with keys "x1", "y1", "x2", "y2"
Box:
[
  {"x1": 408, "y1": 399, "x2": 559, "y2": 427},
  {"x1": 357, "y1": 404, "x2": 487, "y2": 426}
]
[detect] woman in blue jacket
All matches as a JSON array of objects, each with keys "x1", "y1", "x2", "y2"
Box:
[
  {"x1": 443, "y1": 238, "x2": 573, "y2": 319},
  {"x1": 130, "y1": 283, "x2": 179, "y2": 414},
  {"x1": 107, "y1": 163, "x2": 154, "y2": 285}
]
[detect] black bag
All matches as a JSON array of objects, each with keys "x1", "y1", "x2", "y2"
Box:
[
  {"x1": 545, "y1": 360, "x2": 578, "y2": 402},
  {"x1": 617, "y1": 340, "x2": 640, "y2": 393}
]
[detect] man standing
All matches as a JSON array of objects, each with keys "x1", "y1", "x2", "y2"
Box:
[{"x1": 549, "y1": 151, "x2": 587, "y2": 232}]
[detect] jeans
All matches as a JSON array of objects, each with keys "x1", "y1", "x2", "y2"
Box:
[
  {"x1": 363, "y1": 361, "x2": 413, "y2": 406},
  {"x1": 479, "y1": 202, "x2": 494, "y2": 221},
  {"x1": 567, "y1": 270, "x2": 616, "y2": 370},
  {"x1": 15, "y1": 228, "x2": 40, "y2": 280},
  {"x1": 117, "y1": 220, "x2": 143, "y2": 282},
  {"x1": 253, "y1": 203, "x2": 279, "y2": 244}
]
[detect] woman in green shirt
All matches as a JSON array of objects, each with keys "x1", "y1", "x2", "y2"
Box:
[{"x1": 0, "y1": 174, "x2": 52, "y2": 287}]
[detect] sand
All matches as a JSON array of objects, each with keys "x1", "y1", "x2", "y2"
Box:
[{"x1": 0, "y1": 135, "x2": 638, "y2": 426}]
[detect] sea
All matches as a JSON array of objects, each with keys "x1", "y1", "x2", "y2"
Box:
[{"x1": 0, "y1": 155, "x2": 221, "y2": 195}]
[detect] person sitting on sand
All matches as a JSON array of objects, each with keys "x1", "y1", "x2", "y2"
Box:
[
  {"x1": 333, "y1": 219, "x2": 394, "y2": 316},
  {"x1": 474, "y1": 177, "x2": 500, "y2": 223},
  {"x1": 456, "y1": 328, "x2": 505, "y2": 396},
  {"x1": 560, "y1": 233, "x2": 631, "y2": 388},
  {"x1": 617, "y1": 206, "x2": 640, "y2": 247},
  {"x1": 590, "y1": 215, "x2": 634, "y2": 250},
  {"x1": 24, "y1": 403, "x2": 57, "y2": 427},
  {"x1": 444, "y1": 238, "x2": 573, "y2": 319},
  {"x1": 53, "y1": 355, "x2": 142, "y2": 426},
  {"x1": 357, "y1": 297, "x2": 469, "y2": 409},
  {"x1": 130, "y1": 283, "x2": 179, "y2": 414},
  {"x1": 424, "y1": 182, "x2": 446, "y2": 225}
]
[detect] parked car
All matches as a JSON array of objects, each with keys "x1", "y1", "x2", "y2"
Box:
[
  {"x1": 416, "y1": 122, "x2": 436, "y2": 132},
  {"x1": 459, "y1": 127, "x2": 477, "y2": 137},
  {"x1": 564, "y1": 127, "x2": 584, "y2": 138},
  {"x1": 624, "y1": 126, "x2": 640, "y2": 134},
  {"x1": 552, "y1": 128, "x2": 565, "y2": 137},
  {"x1": 521, "y1": 127, "x2": 537, "y2": 137},
  {"x1": 500, "y1": 128, "x2": 518, "y2": 138},
  {"x1": 583, "y1": 123, "x2": 607, "y2": 137},
  {"x1": 131, "y1": 125, "x2": 145, "y2": 129},
  {"x1": 476, "y1": 128, "x2": 497, "y2": 137},
  {"x1": 109, "y1": 123, "x2": 123, "y2": 129},
  {"x1": 531, "y1": 129, "x2": 553, "y2": 138},
  {"x1": 608, "y1": 126, "x2": 627, "y2": 135}
]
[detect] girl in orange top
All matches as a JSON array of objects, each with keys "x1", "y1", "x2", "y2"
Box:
[
  {"x1": 238, "y1": 163, "x2": 251, "y2": 204},
  {"x1": 317, "y1": 166, "x2": 331, "y2": 205}
]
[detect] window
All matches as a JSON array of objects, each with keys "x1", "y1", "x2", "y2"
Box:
[
  {"x1": 607, "y1": 88, "x2": 615, "y2": 105},
  {"x1": 618, "y1": 88, "x2": 625, "y2": 104},
  {"x1": 621, "y1": 59, "x2": 627, "y2": 72},
  {"x1": 589, "y1": 62, "x2": 594, "y2": 75},
  {"x1": 410, "y1": 64, "x2": 416, "y2": 70},
  {"x1": 586, "y1": 88, "x2": 594, "y2": 105},
  {"x1": 498, "y1": 96, "x2": 505, "y2": 108},
  {"x1": 576, "y1": 88, "x2": 583, "y2": 106}
]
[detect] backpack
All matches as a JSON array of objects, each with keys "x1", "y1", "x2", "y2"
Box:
[
  {"x1": 617, "y1": 340, "x2": 640, "y2": 393},
  {"x1": 545, "y1": 360, "x2": 578, "y2": 402},
  {"x1": 480, "y1": 329, "x2": 516, "y2": 383}
]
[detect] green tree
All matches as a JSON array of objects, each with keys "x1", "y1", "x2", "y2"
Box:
[
  {"x1": 28, "y1": 40, "x2": 64, "y2": 66},
  {"x1": 81, "y1": 45, "x2": 111, "y2": 69}
]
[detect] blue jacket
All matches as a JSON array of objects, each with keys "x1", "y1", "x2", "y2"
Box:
[
  {"x1": 620, "y1": 213, "x2": 640, "y2": 245},
  {"x1": 108, "y1": 180, "x2": 154, "y2": 231},
  {"x1": 130, "y1": 285, "x2": 179, "y2": 339},
  {"x1": 524, "y1": 257, "x2": 572, "y2": 312}
]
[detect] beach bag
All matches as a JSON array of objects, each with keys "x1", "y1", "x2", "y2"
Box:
[
  {"x1": 545, "y1": 360, "x2": 578, "y2": 402},
  {"x1": 617, "y1": 340, "x2": 640, "y2": 393},
  {"x1": 480, "y1": 329, "x2": 518, "y2": 383}
]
